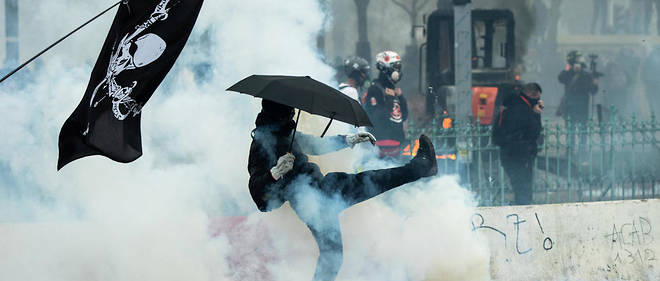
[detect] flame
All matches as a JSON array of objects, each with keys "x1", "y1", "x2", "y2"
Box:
[
  {"x1": 442, "y1": 117, "x2": 452, "y2": 129},
  {"x1": 402, "y1": 144, "x2": 411, "y2": 156},
  {"x1": 402, "y1": 140, "x2": 420, "y2": 156},
  {"x1": 437, "y1": 154, "x2": 457, "y2": 160},
  {"x1": 402, "y1": 140, "x2": 456, "y2": 160}
]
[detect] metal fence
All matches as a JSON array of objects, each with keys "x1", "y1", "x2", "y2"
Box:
[{"x1": 405, "y1": 115, "x2": 660, "y2": 206}]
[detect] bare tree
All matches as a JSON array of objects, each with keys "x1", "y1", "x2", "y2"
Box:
[
  {"x1": 390, "y1": 0, "x2": 432, "y2": 41},
  {"x1": 354, "y1": 0, "x2": 372, "y2": 62}
]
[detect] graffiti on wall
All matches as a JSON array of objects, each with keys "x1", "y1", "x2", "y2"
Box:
[{"x1": 471, "y1": 212, "x2": 554, "y2": 260}]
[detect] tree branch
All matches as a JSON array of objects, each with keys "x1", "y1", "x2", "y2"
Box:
[
  {"x1": 390, "y1": 0, "x2": 412, "y2": 16},
  {"x1": 417, "y1": 0, "x2": 432, "y2": 10}
]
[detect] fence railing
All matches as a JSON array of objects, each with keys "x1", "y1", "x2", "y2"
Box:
[{"x1": 405, "y1": 115, "x2": 660, "y2": 206}]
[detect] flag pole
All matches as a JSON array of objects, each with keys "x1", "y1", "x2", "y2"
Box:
[{"x1": 0, "y1": 1, "x2": 122, "y2": 84}]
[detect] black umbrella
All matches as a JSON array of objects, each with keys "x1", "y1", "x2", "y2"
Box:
[{"x1": 227, "y1": 75, "x2": 373, "y2": 149}]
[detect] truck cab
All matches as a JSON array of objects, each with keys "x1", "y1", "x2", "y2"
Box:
[{"x1": 425, "y1": 9, "x2": 519, "y2": 125}]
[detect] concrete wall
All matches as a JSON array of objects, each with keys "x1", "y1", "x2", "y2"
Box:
[
  {"x1": 2, "y1": 199, "x2": 658, "y2": 280},
  {"x1": 471, "y1": 199, "x2": 660, "y2": 281}
]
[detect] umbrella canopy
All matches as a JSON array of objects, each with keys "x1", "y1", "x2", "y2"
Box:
[{"x1": 227, "y1": 75, "x2": 373, "y2": 127}]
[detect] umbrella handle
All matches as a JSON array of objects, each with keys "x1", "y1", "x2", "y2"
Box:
[
  {"x1": 289, "y1": 109, "x2": 301, "y2": 152},
  {"x1": 320, "y1": 113, "x2": 335, "y2": 138}
]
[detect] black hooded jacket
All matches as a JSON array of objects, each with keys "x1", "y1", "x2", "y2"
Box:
[
  {"x1": 247, "y1": 112, "x2": 348, "y2": 212},
  {"x1": 498, "y1": 93, "x2": 542, "y2": 157}
]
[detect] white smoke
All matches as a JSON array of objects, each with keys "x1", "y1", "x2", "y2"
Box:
[
  {"x1": 0, "y1": 0, "x2": 490, "y2": 280},
  {"x1": 337, "y1": 176, "x2": 491, "y2": 280}
]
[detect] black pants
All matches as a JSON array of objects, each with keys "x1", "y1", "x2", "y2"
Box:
[
  {"x1": 501, "y1": 153, "x2": 534, "y2": 205},
  {"x1": 289, "y1": 162, "x2": 423, "y2": 281}
]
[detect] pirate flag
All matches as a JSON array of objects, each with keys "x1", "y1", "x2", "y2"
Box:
[{"x1": 57, "y1": 0, "x2": 204, "y2": 170}]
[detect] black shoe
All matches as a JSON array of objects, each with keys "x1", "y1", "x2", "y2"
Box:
[{"x1": 410, "y1": 134, "x2": 438, "y2": 177}]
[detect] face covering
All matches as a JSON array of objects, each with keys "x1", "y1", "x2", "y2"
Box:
[
  {"x1": 390, "y1": 71, "x2": 401, "y2": 83},
  {"x1": 527, "y1": 97, "x2": 540, "y2": 107},
  {"x1": 256, "y1": 100, "x2": 297, "y2": 136},
  {"x1": 266, "y1": 110, "x2": 295, "y2": 135}
]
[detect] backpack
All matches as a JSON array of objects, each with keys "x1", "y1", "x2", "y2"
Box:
[{"x1": 491, "y1": 105, "x2": 507, "y2": 147}]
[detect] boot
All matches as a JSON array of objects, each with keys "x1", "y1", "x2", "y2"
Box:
[{"x1": 409, "y1": 134, "x2": 438, "y2": 177}]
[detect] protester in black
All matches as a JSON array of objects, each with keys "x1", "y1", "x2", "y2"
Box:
[
  {"x1": 497, "y1": 83, "x2": 544, "y2": 205},
  {"x1": 364, "y1": 51, "x2": 408, "y2": 158},
  {"x1": 557, "y1": 52, "x2": 598, "y2": 160},
  {"x1": 557, "y1": 52, "x2": 599, "y2": 125},
  {"x1": 248, "y1": 99, "x2": 437, "y2": 281}
]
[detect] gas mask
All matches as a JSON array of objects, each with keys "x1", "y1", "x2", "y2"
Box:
[
  {"x1": 375, "y1": 51, "x2": 403, "y2": 85},
  {"x1": 389, "y1": 61, "x2": 402, "y2": 84},
  {"x1": 390, "y1": 70, "x2": 401, "y2": 84}
]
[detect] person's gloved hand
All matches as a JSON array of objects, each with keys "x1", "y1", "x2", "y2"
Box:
[
  {"x1": 270, "y1": 153, "x2": 295, "y2": 180},
  {"x1": 346, "y1": 132, "x2": 377, "y2": 148}
]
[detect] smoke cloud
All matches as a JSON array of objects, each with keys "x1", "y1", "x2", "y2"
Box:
[{"x1": 0, "y1": 0, "x2": 489, "y2": 280}]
